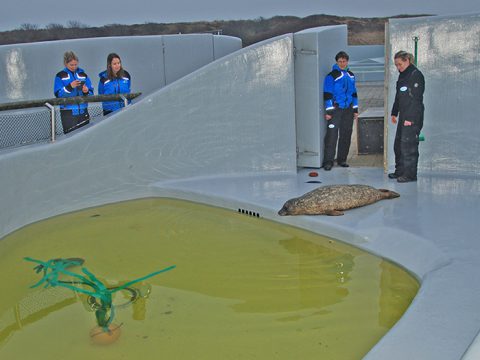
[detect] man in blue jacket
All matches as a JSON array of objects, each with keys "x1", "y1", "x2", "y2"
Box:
[{"x1": 322, "y1": 51, "x2": 359, "y2": 170}]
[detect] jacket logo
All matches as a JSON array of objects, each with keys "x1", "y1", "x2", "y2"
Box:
[{"x1": 400, "y1": 86, "x2": 408, "y2": 92}]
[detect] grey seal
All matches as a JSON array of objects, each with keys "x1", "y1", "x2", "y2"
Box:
[{"x1": 278, "y1": 184, "x2": 400, "y2": 216}]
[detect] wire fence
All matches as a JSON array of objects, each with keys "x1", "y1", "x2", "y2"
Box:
[
  {"x1": 0, "y1": 103, "x2": 104, "y2": 150},
  {"x1": 0, "y1": 93, "x2": 140, "y2": 151}
]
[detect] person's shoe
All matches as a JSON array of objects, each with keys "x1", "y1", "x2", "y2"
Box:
[
  {"x1": 397, "y1": 176, "x2": 417, "y2": 183},
  {"x1": 324, "y1": 163, "x2": 333, "y2": 171},
  {"x1": 388, "y1": 173, "x2": 400, "y2": 179},
  {"x1": 338, "y1": 162, "x2": 349, "y2": 168}
]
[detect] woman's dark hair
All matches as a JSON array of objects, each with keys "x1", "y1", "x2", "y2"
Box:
[
  {"x1": 106, "y1": 53, "x2": 125, "y2": 79},
  {"x1": 335, "y1": 51, "x2": 349, "y2": 61},
  {"x1": 394, "y1": 50, "x2": 414, "y2": 64}
]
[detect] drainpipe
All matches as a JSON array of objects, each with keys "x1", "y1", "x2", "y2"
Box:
[
  {"x1": 412, "y1": 36, "x2": 425, "y2": 142},
  {"x1": 412, "y1": 36, "x2": 419, "y2": 66}
]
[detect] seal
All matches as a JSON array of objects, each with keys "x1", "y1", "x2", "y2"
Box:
[{"x1": 277, "y1": 184, "x2": 400, "y2": 216}]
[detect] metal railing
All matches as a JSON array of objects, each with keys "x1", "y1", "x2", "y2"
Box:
[{"x1": 0, "y1": 93, "x2": 141, "y2": 150}]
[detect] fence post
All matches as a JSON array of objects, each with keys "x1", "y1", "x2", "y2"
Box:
[
  {"x1": 44, "y1": 102, "x2": 56, "y2": 142},
  {"x1": 120, "y1": 94, "x2": 128, "y2": 108}
]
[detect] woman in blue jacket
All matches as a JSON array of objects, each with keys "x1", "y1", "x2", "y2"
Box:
[
  {"x1": 98, "y1": 53, "x2": 131, "y2": 115},
  {"x1": 54, "y1": 51, "x2": 94, "y2": 134}
]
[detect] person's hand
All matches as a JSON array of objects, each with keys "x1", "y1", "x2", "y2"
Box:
[
  {"x1": 404, "y1": 120, "x2": 412, "y2": 126},
  {"x1": 391, "y1": 115, "x2": 397, "y2": 124},
  {"x1": 71, "y1": 79, "x2": 81, "y2": 88},
  {"x1": 354, "y1": 113, "x2": 358, "y2": 121},
  {"x1": 325, "y1": 114, "x2": 332, "y2": 120},
  {"x1": 82, "y1": 84, "x2": 89, "y2": 94}
]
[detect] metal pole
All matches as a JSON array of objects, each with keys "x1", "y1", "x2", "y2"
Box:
[
  {"x1": 44, "y1": 102, "x2": 56, "y2": 142},
  {"x1": 412, "y1": 36, "x2": 425, "y2": 141},
  {"x1": 120, "y1": 95, "x2": 128, "y2": 108}
]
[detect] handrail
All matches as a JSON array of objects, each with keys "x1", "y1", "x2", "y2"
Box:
[{"x1": 0, "y1": 92, "x2": 142, "y2": 112}]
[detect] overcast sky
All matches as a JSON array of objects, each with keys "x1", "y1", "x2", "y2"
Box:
[{"x1": 2, "y1": 0, "x2": 480, "y2": 31}]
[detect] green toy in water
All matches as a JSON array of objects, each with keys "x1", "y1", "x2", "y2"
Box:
[{"x1": 25, "y1": 257, "x2": 175, "y2": 344}]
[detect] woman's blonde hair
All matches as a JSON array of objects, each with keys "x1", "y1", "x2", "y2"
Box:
[
  {"x1": 394, "y1": 50, "x2": 414, "y2": 64},
  {"x1": 63, "y1": 51, "x2": 78, "y2": 65}
]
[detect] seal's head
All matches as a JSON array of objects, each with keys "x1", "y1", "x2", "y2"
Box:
[
  {"x1": 378, "y1": 189, "x2": 400, "y2": 199},
  {"x1": 278, "y1": 199, "x2": 297, "y2": 216}
]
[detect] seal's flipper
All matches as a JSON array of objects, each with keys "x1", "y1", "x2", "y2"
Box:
[{"x1": 326, "y1": 210, "x2": 344, "y2": 216}]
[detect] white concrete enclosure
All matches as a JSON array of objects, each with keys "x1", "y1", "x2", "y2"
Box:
[{"x1": 0, "y1": 17, "x2": 480, "y2": 359}]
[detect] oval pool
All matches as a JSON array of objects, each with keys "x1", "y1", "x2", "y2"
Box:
[{"x1": 0, "y1": 198, "x2": 418, "y2": 360}]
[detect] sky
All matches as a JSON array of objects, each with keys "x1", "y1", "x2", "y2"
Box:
[{"x1": 1, "y1": 0, "x2": 480, "y2": 31}]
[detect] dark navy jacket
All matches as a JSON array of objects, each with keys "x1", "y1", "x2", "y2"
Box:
[
  {"x1": 323, "y1": 64, "x2": 358, "y2": 115},
  {"x1": 53, "y1": 67, "x2": 93, "y2": 115},
  {"x1": 391, "y1": 64, "x2": 425, "y2": 126},
  {"x1": 98, "y1": 70, "x2": 131, "y2": 113}
]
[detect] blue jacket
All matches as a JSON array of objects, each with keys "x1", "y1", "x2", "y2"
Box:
[
  {"x1": 98, "y1": 70, "x2": 131, "y2": 113},
  {"x1": 54, "y1": 67, "x2": 93, "y2": 115},
  {"x1": 323, "y1": 64, "x2": 358, "y2": 114}
]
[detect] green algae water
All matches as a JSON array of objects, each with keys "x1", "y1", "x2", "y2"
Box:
[{"x1": 0, "y1": 198, "x2": 419, "y2": 360}]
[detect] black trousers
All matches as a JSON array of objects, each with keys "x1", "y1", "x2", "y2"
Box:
[
  {"x1": 323, "y1": 107, "x2": 354, "y2": 165},
  {"x1": 393, "y1": 120, "x2": 421, "y2": 179},
  {"x1": 60, "y1": 110, "x2": 90, "y2": 134}
]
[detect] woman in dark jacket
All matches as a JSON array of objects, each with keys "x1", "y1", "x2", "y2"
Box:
[
  {"x1": 389, "y1": 50, "x2": 425, "y2": 183},
  {"x1": 98, "y1": 53, "x2": 131, "y2": 115},
  {"x1": 54, "y1": 51, "x2": 94, "y2": 133}
]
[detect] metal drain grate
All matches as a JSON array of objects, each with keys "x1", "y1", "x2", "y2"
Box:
[{"x1": 237, "y1": 208, "x2": 260, "y2": 218}]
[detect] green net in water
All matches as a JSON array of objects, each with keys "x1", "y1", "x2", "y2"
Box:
[{"x1": 24, "y1": 257, "x2": 175, "y2": 331}]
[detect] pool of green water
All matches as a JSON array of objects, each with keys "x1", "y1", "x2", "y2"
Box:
[{"x1": 0, "y1": 198, "x2": 419, "y2": 360}]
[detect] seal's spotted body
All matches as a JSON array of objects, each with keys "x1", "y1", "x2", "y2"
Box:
[{"x1": 278, "y1": 185, "x2": 400, "y2": 216}]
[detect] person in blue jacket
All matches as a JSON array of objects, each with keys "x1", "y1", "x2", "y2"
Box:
[
  {"x1": 389, "y1": 50, "x2": 425, "y2": 183},
  {"x1": 322, "y1": 51, "x2": 359, "y2": 171},
  {"x1": 54, "y1": 51, "x2": 94, "y2": 134},
  {"x1": 98, "y1": 53, "x2": 131, "y2": 115}
]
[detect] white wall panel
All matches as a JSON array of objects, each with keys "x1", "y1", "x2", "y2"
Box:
[
  {"x1": 163, "y1": 34, "x2": 214, "y2": 85},
  {"x1": 214, "y1": 35, "x2": 243, "y2": 59},
  {"x1": 0, "y1": 34, "x2": 241, "y2": 102},
  {"x1": 386, "y1": 14, "x2": 480, "y2": 176},
  {"x1": 294, "y1": 26, "x2": 348, "y2": 168}
]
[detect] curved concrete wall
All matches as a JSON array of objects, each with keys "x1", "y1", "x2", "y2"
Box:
[
  {"x1": 386, "y1": 14, "x2": 480, "y2": 177},
  {"x1": 0, "y1": 34, "x2": 296, "y2": 240},
  {"x1": 0, "y1": 34, "x2": 242, "y2": 102}
]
